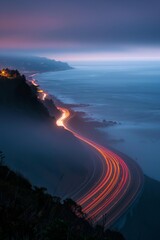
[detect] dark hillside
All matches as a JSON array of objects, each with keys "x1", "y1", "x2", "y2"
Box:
[
  {"x1": 0, "y1": 69, "x2": 50, "y2": 117},
  {"x1": 0, "y1": 160, "x2": 125, "y2": 240}
]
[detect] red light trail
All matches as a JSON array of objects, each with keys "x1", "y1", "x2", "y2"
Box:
[{"x1": 56, "y1": 106, "x2": 143, "y2": 228}]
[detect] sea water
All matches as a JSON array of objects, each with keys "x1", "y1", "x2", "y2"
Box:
[{"x1": 36, "y1": 61, "x2": 160, "y2": 181}]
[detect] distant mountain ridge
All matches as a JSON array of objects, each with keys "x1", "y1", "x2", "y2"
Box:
[{"x1": 0, "y1": 55, "x2": 72, "y2": 73}]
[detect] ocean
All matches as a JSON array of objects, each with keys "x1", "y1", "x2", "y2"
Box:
[{"x1": 36, "y1": 61, "x2": 160, "y2": 181}]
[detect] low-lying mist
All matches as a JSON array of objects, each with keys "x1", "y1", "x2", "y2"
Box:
[{"x1": 0, "y1": 111, "x2": 94, "y2": 199}]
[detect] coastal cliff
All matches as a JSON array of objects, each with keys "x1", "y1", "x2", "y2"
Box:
[{"x1": 0, "y1": 69, "x2": 125, "y2": 239}]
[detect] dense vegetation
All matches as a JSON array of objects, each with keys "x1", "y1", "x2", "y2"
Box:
[{"x1": 0, "y1": 152, "x2": 125, "y2": 240}]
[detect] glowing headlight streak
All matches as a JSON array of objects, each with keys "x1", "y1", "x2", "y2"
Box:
[
  {"x1": 31, "y1": 79, "x2": 39, "y2": 87},
  {"x1": 56, "y1": 106, "x2": 143, "y2": 228},
  {"x1": 42, "y1": 92, "x2": 47, "y2": 101}
]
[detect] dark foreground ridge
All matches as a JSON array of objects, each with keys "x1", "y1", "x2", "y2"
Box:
[{"x1": 0, "y1": 155, "x2": 125, "y2": 240}]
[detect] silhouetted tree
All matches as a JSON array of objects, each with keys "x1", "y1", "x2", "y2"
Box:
[{"x1": 64, "y1": 198, "x2": 85, "y2": 218}]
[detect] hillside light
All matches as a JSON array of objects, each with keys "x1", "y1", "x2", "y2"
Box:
[
  {"x1": 1, "y1": 70, "x2": 6, "y2": 75},
  {"x1": 37, "y1": 89, "x2": 43, "y2": 93}
]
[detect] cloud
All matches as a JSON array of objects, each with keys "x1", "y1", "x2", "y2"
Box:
[{"x1": 0, "y1": 0, "x2": 160, "y2": 54}]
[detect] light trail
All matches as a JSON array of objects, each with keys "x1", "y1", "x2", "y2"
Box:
[
  {"x1": 36, "y1": 89, "x2": 47, "y2": 101},
  {"x1": 31, "y1": 79, "x2": 47, "y2": 101},
  {"x1": 42, "y1": 92, "x2": 47, "y2": 101},
  {"x1": 31, "y1": 79, "x2": 39, "y2": 87},
  {"x1": 56, "y1": 106, "x2": 143, "y2": 228}
]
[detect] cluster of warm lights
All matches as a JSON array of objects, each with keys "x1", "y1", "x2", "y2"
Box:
[{"x1": 0, "y1": 70, "x2": 8, "y2": 77}]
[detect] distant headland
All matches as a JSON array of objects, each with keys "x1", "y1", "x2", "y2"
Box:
[{"x1": 0, "y1": 55, "x2": 72, "y2": 74}]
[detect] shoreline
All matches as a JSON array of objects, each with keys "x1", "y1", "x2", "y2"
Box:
[
  {"x1": 30, "y1": 73, "x2": 144, "y2": 228},
  {"x1": 35, "y1": 65, "x2": 160, "y2": 183}
]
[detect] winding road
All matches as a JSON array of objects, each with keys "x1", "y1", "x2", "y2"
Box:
[
  {"x1": 32, "y1": 78, "x2": 144, "y2": 228},
  {"x1": 56, "y1": 106, "x2": 144, "y2": 228}
]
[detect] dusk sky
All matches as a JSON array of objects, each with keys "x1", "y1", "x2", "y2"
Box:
[{"x1": 1, "y1": 0, "x2": 160, "y2": 61}]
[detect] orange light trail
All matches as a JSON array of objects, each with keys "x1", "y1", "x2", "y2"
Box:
[
  {"x1": 56, "y1": 107, "x2": 143, "y2": 227},
  {"x1": 37, "y1": 89, "x2": 43, "y2": 93}
]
